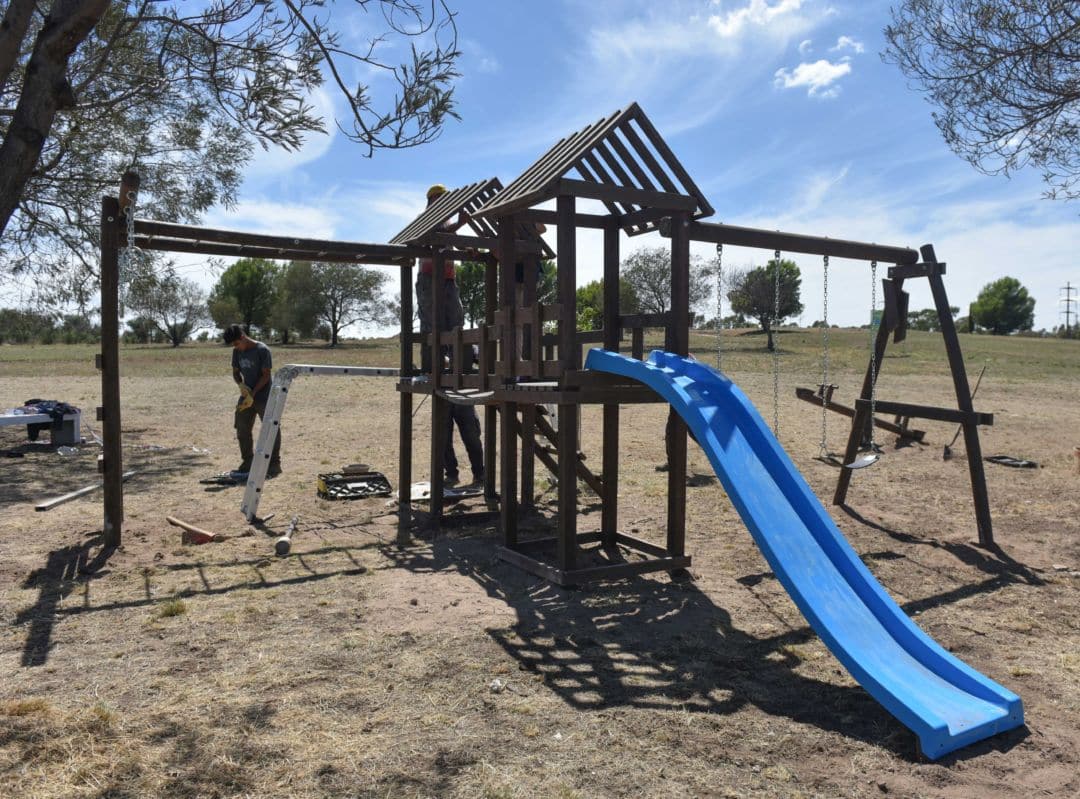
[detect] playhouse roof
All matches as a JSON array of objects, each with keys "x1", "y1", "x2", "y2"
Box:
[
  {"x1": 475, "y1": 102, "x2": 713, "y2": 235},
  {"x1": 389, "y1": 177, "x2": 554, "y2": 258}
]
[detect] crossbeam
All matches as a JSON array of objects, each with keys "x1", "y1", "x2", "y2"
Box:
[
  {"x1": 854, "y1": 398, "x2": 993, "y2": 427},
  {"x1": 134, "y1": 219, "x2": 424, "y2": 263},
  {"x1": 661, "y1": 219, "x2": 919, "y2": 265},
  {"x1": 794, "y1": 388, "x2": 926, "y2": 440}
]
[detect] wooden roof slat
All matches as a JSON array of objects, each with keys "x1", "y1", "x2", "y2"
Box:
[
  {"x1": 627, "y1": 111, "x2": 714, "y2": 217},
  {"x1": 574, "y1": 156, "x2": 628, "y2": 216},
  {"x1": 511, "y1": 117, "x2": 611, "y2": 200},
  {"x1": 475, "y1": 103, "x2": 712, "y2": 231},
  {"x1": 478, "y1": 108, "x2": 630, "y2": 216},
  {"x1": 593, "y1": 138, "x2": 646, "y2": 195},
  {"x1": 615, "y1": 120, "x2": 680, "y2": 194},
  {"x1": 516, "y1": 110, "x2": 627, "y2": 198},
  {"x1": 389, "y1": 177, "x2": 500, "y2": 245}
]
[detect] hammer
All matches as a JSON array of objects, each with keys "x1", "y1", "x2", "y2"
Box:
[{"x1": 275, "y1": 516, "x2": 299, "y2": 556}]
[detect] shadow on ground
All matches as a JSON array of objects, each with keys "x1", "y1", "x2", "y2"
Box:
[{"x1": 383, "y1": 511, "x2": 1033, "y2": 762}]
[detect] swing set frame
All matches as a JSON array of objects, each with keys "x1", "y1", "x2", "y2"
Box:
[{"x1": 662, "y1": 222, "x2": 996, "y2": 547}]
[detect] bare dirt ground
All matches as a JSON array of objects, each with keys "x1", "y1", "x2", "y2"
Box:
[{"x1": 1, "y1": 348, "x2": 1078, "y2": 798}]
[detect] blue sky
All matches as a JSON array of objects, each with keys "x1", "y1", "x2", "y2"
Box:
[{"x1": 190, "y1": 0, "x2": 1077, "y2": 333}]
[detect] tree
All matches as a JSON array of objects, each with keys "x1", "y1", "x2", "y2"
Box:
[
  {"x1": 621, "y1": 247, "x2": 712, "y2": 316},
  {"x1": 124, "y1": 315, "x2": 159, "y2": 344},
  {"x1": 455, "y1": 260, "x2": 487, "y2": 327},
  {"x1": 455, "y1": 258, "x2": 558, "y2": 328},
  {"x1": 884, "y1": 2, "x2": 1080, "y2": 200},
  {"x1": 208, "y1": 258, "x2": 279, "y2": 333},
  {"x1": 0, "y1": 1, "x2": 461, "y2": 299},
  {"x1": 312, "y1": 262, "x2": 393, "y2": 347},
  {"x1": 269, "y1": 261, "x2": 322, "y2": 343},
  {"x1": 970, "y1": 277, "x2": 1035, "y2": 334},
  {"x1": 0, "y1": 307, "x2": 55, "y2": 343},
  {"x1": 126, "y1": 271, "x2": 210, "y2": 346},
  {"x1": 906, "y1": 306, "x2": 959, "y2": 332},
  {"x1": 727, "y1": 258, "x2": 803, "y2": 351},
  {"x1": 576, "y1": 278, "x2": 640, "y2": 331}
]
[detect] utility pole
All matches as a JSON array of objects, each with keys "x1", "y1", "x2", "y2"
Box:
[{"x1": 1061, "y1": 282, "x2": 1077, "y2": 337}]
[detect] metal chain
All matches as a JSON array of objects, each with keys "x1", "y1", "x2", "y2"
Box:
[
  {"x1": 715, "y1": 243, "x2": 723, "y2": 371},
  {"x1": 772, "y1": 248, "x2": 781, "y2": 436},
  {"x1": 820, "y1": 254, "x2": 830, "y2": 457},
  {"x1": 119, "y1": 188, "x2": 141, "y2": 289},
  {"x1": 868, "y1": 259, "x2": 878, "y2": 449}
]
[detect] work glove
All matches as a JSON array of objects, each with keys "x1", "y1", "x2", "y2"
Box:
[{"x1": 236, "y1": 384, "x2": 254, "y2": 412}]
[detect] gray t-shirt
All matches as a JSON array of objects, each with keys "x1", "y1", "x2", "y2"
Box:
[{"x1": 232, "y1": 341, "x2": 273, "y2": 404}]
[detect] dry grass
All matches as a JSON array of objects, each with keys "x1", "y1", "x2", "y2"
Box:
[{"x1": 0, "y1": 335, "x2": 1078, "y2": 798}]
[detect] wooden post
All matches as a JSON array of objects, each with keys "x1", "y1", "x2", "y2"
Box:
[
  {"x1": 98, "y1": 171, "x2": 137, "y2": 548},
  {"x1": 666, "y1": 213, "x2": 689, "y2": 558},
  {"x1": 429, "y1": 250, "x2": 447, "y2": 525},
  {"x1": 556, "y1": 194, "x2": 578, "y2": 571},
  {"x1": 601, "y1": 222, "x2": 621, "y2": 546},
  {"x1": 520, "y1": 256, "x2": 538, "y2": 508},
  {"x1": 398, "y1": 261, "x2": 414, "y2": 544},
  {"x1": 834, "y1": 282, "x2": 897, "y2": 506},
  {"x1": 923, "y1": 245, "x2": 993, "y2": 546},
  {"x1": 498, "y1": 217, "x2": 518, "y2": 545},
  {"x1": 484, "y1": 256, "x2": 498, "y2": 499}
]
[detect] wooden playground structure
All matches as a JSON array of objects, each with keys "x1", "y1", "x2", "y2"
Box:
[{"x1": 96, "y1": 102, "x2": 996, "y2": 584}]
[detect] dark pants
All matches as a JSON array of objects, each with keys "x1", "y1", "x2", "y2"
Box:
[
  {"x1": 445, "y1": 403, "x2": 483, "y2": 481},
  {"x1": 235, "y1": 402, "x2": 281, "y2": 472}
]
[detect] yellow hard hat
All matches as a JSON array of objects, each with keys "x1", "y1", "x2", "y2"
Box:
[{"x1": 426, "y1": 183, "x2": 448, "y2": 200}]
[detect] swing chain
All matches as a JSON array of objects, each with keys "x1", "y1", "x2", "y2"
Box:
[
  {"x1": 819, "y1": 254, "x2": 830, "y2": 458},
  {"x1": 715, "y1": 243, "x2": 723, "y2": 371},
  {"x1": 772, "y1": 248, "x2": 781, "y2": 436},
  {"x1": 868, "y1": 259, "x2": 878, "y2": 449},
  {"x1": 119, "y1": 188, "x2": 142, "y2": 306}
]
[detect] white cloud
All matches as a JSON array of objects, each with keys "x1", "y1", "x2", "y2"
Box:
[
  {"x1": 707, "y1": 0, "x2": 805, "y2": 38},
  {"x1": 798, "y1": 38, "x2": 813, "y2": 54},
  {"x1": 830, "y1": 35, "x2": 864, "y2": 54},
  {"x1": 208, "y1": 200, "x2": 340, "y2": 240},
  {"x1": 774, "y1": 58, "x2": 852, "y2": 98}
]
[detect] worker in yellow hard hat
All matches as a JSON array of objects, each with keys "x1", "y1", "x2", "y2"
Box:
[{"x1": 414, "y1": 183, "x2": 485, "y2": 485}]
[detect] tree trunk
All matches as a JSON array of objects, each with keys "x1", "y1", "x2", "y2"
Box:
[
  {"x1": 0, "y1": 0, "x2": 109, "y2": 238},
  {"x1": 0, "y1": 0, "x2": 37, "y2": 95}
]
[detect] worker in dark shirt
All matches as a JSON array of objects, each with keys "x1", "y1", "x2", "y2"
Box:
[
  {"x1": 224, "y1": 324, "x2": 281, "y2": 477},
  {"x1": 415, "y1": 184, "x2": 483, "y2": 485}
]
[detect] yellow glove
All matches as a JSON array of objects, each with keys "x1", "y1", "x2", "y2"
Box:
[{"x1": 236, "y1": 384, "x2": 254, "y2": 412}]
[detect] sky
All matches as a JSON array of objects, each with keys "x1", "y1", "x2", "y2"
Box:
[{"x1": 180, "y1": 0, "x2": 1077, "y2": 334}]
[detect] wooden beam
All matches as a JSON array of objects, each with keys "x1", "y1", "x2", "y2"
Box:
[
  {"x1": 669, "y1": 220, "x2": 919, "y2": 265},
  {"x1": 557, "y1": 178, "x2": 698, "y2": 212},
  {"x1": 557, "y1": 194, "x2": 578, "y2": 571},
  {"x1": 887, "y1": 261, "x2": 945, "y2": 280},
  {"x1": 855, "y1": 399, "x2": 993, "y2": 426},
  {"x1": 100, "y1": 195, "x2": 125, "y2": 548},
  {"x1": 795, "y1": 388, "x2": 926, "y2": 440},
  {"x1": 134, "y1": 219, "x2": 421, "y2": 260},
  {"x1": 926, "y1": 247, "x2": 994, "y2": 546},
  {"x1": 517, "y1": 208, "x2": 611, "y2": 230},
  {"x1": 133, "y1": 236, "x2": 412, "y2": 266},
  {"x1": 425, "y1": 231, "x2": 543, "y2": 254},
  {"x1": 398, "y1": 260, "x2": 414, "y2": 544}
]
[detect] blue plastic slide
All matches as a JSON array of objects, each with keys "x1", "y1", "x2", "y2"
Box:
[{"x1": 585, "y1": 349, "x2": 1023, "y2": 759}]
